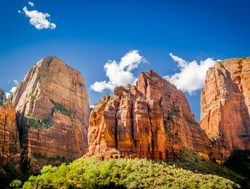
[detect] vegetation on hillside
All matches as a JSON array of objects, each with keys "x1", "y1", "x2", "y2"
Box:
[
  {"x1": 22, "y1": 155, "x2": 239, "y2": 189},
  {"x1": 27, "y1": 116, "x2": 52, "y2": 129},
  {"x1": 29, "y1": 153, "x2": 73, "y2": 174},
  {"x1": 165, "y1": 150, "x2": 246, "y2": 187},
  {"x1": 50, "y1": 99, "x2": 75, "y2": 117},
  {"x1": 0, "y1": 163, "x2": 29, "y2": 189},
  {"x1": 224, "y1": 150, "x2": 250, "y2": 189}
]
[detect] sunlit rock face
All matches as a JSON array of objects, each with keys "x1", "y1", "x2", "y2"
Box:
[
  {"x1": 0, "y1": 102, "x2": 20, "y2": 169},
  {"x1": 201, "y1": 57, "x2": 250, "y2": 162},
  {"x1": 88, "y1": 70, "x2": 210, "y2": 160},
  {"x1": 11, "y1": 56, "x2": 89, "y2": 170}
]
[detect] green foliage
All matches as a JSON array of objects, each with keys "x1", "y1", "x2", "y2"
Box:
[
  {"x1": 30, "y1": 95, "x2": 36, "y2": 101},
  {"x1": 50, "y1": 100, "x2": 74, "y2": 117},
  {"x1": 10, "y1": 179, "x2": 22, "y2": 188},
  {"x1": 27, "y1": 116, "x2": 51, "y2": 129},
  {"x1": 165, "y1": 150, "x2": 245, "y2": 187},
  {"x1": 22, "y1": 181, "x2": 32, "y2": 189},
  {"x1": 22, "y1": 156, "x2": 239, "y2": 189}
]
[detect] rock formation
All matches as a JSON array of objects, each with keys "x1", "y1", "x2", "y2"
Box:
[
  {"x1": 0, "y1": 90, "x2": 20, "y2": 169},
  {"x1": 201, "y1": 57, "x2": 250, "y2": 161},
  {"x1": 11, "y1": 56, "x2": 89, "y2": 170},
  {"x1": 0, "y1": 89, "x2": 5, "y2": 105},
  {"x1": 88, "y1": 70, "x2": 210, "y2": 160}
]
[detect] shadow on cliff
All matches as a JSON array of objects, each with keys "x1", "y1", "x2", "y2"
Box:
[
  {"x1": 224, "y1": 150, "x2": 250, "y2": 189},
  {"x1": 201, "y1": 66, "x2": 250, "y2": 188},
  {"x1": 220, "y1": 67, "x2": 250, "y2": 188},
  {"x1": 16, "y1": 111, "x2": 29, "y2": 172},
  {"x1": 217, "y1": 64, "x2": 250, "y2": 156}
]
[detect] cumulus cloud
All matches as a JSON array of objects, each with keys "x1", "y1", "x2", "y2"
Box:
[
  {"x1": 91, "y1": 50, "x2": 146, "y2": 93},
  {"x1": 19, "y1": 2, "x2": 56, "y2": 30},
  {"x1": 164, "y1": 53, "x2": 217, "y2": 95},
  {"x1": 28, "y1": 1, "x2": 34, "y2": 7}
]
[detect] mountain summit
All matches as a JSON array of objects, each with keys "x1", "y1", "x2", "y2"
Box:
[
  {"x1": 11, "y1": 56, "x2": 89, "y2": 170},
  {"x1": 88, "y1": 70, "x2": 210, "y2": 159}
]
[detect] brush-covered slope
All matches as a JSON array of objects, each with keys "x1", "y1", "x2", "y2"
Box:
[{"x1": 22, "y1": 156, "x2": 239, "y2": 189}]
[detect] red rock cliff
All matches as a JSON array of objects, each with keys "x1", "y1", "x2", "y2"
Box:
[
  {"x1": 88, "y1": 70, "x2": 210, "y2": 159},
  {"x1": 201, "y1": 58, "x2": 250, "y2": 161},
  {"x1": 11, "y1": 56, "x2": 89, "y2": 169},
  {"x1": 0, "y1": 102, "x2": 20, "y2": 169}
]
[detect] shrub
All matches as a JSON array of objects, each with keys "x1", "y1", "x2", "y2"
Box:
[
  {"x1": 22, "y1": 156, "x2": 239, "y2": 189},
  {"x1": 10, "y1": 179, "x2": 22, "y2": 188},
  {"x1": 27, "y1": 116, "x2": 51, "y2": 129},
  {"x1": 165, "y1": 150, "x2": 245, "y2": 187},
  {"x1": 50, "y1": 100, "x2": 74, "y2": 117}
]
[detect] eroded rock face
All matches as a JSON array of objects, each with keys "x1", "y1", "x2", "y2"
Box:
[
  {"x1": 0, "y1": 89, "x2": 5, "y2": 105},
  {"x1": 0, "y1": 102, "x2": 20, "y2": 169},
  {"x1": 11, "y1": 56, "x2": 89, "y2": 170},
  {"x1": 201, "y1": 58, "x2": 250, "y2": 161},
  {"x1": 88, "y1": 70, "x2": 210, "y2": 159}
]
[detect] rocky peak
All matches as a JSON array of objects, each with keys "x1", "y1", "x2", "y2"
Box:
[
  {"x1": 0, "y1": 89, "x2": 6, "y2": 105},
  {"x1": 88, "y1": 70, "x2": 210, "y2": 160},
  {"x1": 11, "y1": 56, "x2": 89, "y2": 171},
  {"x1": 200, "y1": 57, "x2": 250, "y2": 161}
]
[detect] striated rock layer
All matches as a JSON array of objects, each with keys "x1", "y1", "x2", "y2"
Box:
[
  {"x1": 11, "y1": 56, "x2": 89, "y2": 170},
  {"x1": 0, "y1": 102, "x2": 20, "y2": 169},
  {"x1": 88, "y1": 70, "x2": 210, "y2": 160},
  {"x1": 201, "y1": 57, "x2": 250, "y2": 161}
]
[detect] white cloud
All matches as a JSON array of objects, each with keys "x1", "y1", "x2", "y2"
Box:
[
  {"x1": 13, "y1": 80, "x2": 19, "y2": 85},
  {"x1": 169, "y1": 52, "x2": 187, "y2": 68},
  {"x1": 91, "y1": 81, "x2": 113, "y2": 93},
  {"x1": 20, "y1": 4, "x2": 56, "y2": 30},
  {"x1": 6, "y1": 86, "x2": 17, "y2": 99},
  {"x1": 164, "y1": 53, "x2": 217, "y2": 95},
  {"x1": 91, "y1": 50, "x2": 146, "y2": 93},
  {"x1": 10, "y1": 86, "x2": 17, "y2": 94},
  {"x1": 5, "y1": 93, "x2": 10, "y2": 99},
  {"x1": 28, "y1": 1, "x2": 34, "y2": 7}
]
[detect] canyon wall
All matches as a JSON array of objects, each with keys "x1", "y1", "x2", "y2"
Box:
[
  {"x1": 201, "y1": 57, "x2": 250, "y2": 161},
  {"x1": 0, "y1": 90, "x2": 20, "y2": 169},
  {"x1": 1, "y1": 55, "x2": 249, "y2": 169},
  {"x1": 11, "y1": 56, "x2": 89, "y2": 170},
  {"x1": 88, "y1": 70, "x2": 210, "y2": 159}
]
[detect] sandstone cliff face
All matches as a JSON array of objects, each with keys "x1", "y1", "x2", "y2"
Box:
[
  {"x1": 11, "y1": 56, "x2": 89, "y2": 170},
  {"x1": 201, "y1": 57, "x2": 250, "y2": 161},
  {"x1": 88, "y1": 70, "x2": 210, "y2": 159},
  {"x1": 0, "y1": 102, "x2": 20, "y2": 169}
]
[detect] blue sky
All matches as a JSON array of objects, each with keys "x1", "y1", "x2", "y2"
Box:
[{"x1": 1, "y1": 0, "x2": 250, "y2": 120}]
